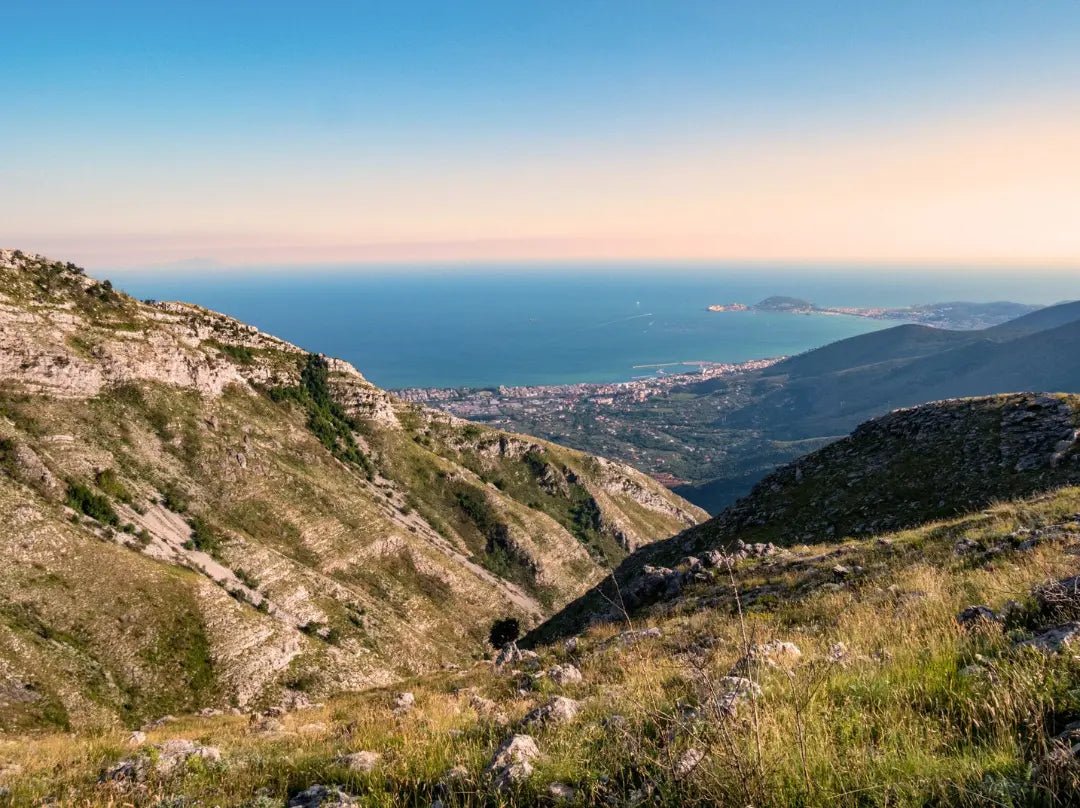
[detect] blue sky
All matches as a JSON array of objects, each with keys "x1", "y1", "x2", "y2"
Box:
[{"x1": 3, "y1": 1, "x2": 1080, "y2": 269}]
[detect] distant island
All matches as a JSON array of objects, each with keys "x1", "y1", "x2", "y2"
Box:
[{"x1": 707, "y1": 296, "x2": 1042, "y2": 330}]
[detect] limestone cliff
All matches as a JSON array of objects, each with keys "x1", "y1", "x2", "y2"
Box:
[{"x1": 0, "y1": 249, "x2": 704, "y2": 730}]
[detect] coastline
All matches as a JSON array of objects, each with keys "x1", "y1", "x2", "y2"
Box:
[{"x1": 395, "y1": 356, "x2": 782, "y2": 415}]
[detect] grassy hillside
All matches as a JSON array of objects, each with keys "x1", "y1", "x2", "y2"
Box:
[
  {"x1": 0, "y1": 249, "x2": 704, "y2": 730},
  {"x1": 530, "y1": 393, "x2": 1080, "y2": 646},
  {"x1": 4, "y1": 483, "x2": 1080, "y2": 805}
]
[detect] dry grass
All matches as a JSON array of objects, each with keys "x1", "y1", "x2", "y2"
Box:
[{"x1": 4, "y1": 488, "x2": 1080, "y2": 806}]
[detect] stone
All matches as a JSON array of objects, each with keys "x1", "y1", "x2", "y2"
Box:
[
  {"x1": 287, "y1": 785, "x2": 356, "y2": 807},
  {"x1": 826, "y1": 642, "x2": 850, "y2": 665},
  {"x1": 524, "y1": 696, "x2": 581, "y2": 727},
  {"x1": 250, "y1": 715, "x2": 284, "y2": 734},
  {"x1": 339, "y1": 751, "x2": 381, "y2": 773},
  {"x1": 153, "y1": 740, "x2": 221, "y2": 775},
  {"x1": 547, "y1": 663, "x2": 583, "y2": 686},
  {"x1": 674, "y1": 748, "x2": 705, "y2": 777},
  {"x1": 747, "y1": 640, "x2": 802, "y2": 669},
  {"x1": 708, "y1": 676, "x2": 762, "y2": 716},
  {"x1": 127, "y1": 730, "x2": 147, "y2": 746},
  {"x1": 443, "y1": 764, "x2": 470, "y2": 782},
  {"x1": 701, "y1": 549, "x2": 728, "y2": 568},
  {"x1": 100, "y1": 740, "x2": 221, "y2": 783},
  {"x1": 954, "y1": 538, "x2": 981, "y2": 555},
  {"x1": 615, "y1": 627, "x2": 662, "y2": 646},
  {"x1": 518, "y1": 650, "x2": 542, "y2": 670},
  {"x1": 956, "y1": 605, "x2": 1000, "y2": 629},
  {"x1": 494, "y1": 643, "x2": 523, "y2": 669},
  {"x1": 141, "y1": 714, "x2": 176, "y2": 731},
  {"x1": 486, "y1": 734, "x2": 540, "y2": 789},
  {"x1": 1021, "y1": 622, "x2": 1080, "y2": 653},
  {"x1": 393, "y1": 692, "x2": 415, "y2": 713},
  {"x1": 548, "y1": 783, "x2": 577, "y2": 800}
]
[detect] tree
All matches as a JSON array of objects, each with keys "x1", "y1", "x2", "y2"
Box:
[{"x1": 489, "y1": 617, "x2": 520, "y2": 649}]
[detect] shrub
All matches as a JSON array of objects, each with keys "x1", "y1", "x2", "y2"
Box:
[
  {"x1": 66, "y1": 481, "x2": 119, "y2": 526},
  {"x1": 187, "y1": 515, "x2": 221, "y2": 555},
  {"x1": 95, "y1": 468, "x2": 131, "y2": 502},
  {"x1": 489, "y1": 617, "x2": 521, "y2": 649},
  {"x1": 267, "y1": 354, "x2": 375, "y2": 479}
]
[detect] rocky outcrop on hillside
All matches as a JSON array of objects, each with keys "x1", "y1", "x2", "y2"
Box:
[
  {"x1": 698, "y1": 394, "x2": 1080, "y2": 546},
  {"x1": 529, "y1": 393, "x2": 1080, "y2": 645},
  {"x1": 0, "y1": 250, "x2": 704, "y2": 729}
]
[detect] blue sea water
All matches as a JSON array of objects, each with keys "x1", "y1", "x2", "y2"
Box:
[{"x1": 111, "y1": 265, "x2": 1079, "y2": 390}]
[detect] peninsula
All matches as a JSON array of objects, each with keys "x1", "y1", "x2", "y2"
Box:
[{"x1": 706, "y1": 296, "x2": 1042, "y2": 330}]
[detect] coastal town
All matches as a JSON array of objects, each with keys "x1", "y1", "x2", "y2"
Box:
[{"x1": 395, "y1": 356, "x2": 781, "y2": 420}]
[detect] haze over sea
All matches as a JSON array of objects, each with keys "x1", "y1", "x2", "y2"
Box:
[{"x1": 114, "y1": 265, "x2": 1079, "y2": 390}]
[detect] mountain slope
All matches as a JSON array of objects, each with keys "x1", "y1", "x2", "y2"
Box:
[
  {"x1": 0, "y1": 249, "x2": 704, "y2": 729},
  {"x1": 530, "y1": 393, "x2": 1080, "y2": 644},
  {"x1": 6, "y1": 415, "x2": 1080, "y2": 806}
]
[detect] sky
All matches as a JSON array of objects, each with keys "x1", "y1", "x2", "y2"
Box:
[{"x1": 3, "y1": 1, "x2": 1080, "y2": 271}]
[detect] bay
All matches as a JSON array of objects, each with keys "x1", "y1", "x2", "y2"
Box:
[{"x1": 111, "y1": 265, "x2": 1075, "y2": 390}]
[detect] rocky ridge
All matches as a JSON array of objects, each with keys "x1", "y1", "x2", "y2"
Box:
[{"x1": 0, "y1": 250, "x2": 704, "y2": 730}]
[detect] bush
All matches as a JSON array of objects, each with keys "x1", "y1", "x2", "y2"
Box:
[
  {"x1": 66, "y1": 481, "x2": 119, "y2": 526},
  {"x1": 489, "y1": 617, "x2": 520, "y2": 649},
  {"x1": 95, "y1": 468, "x2": 131, "y2": 502},
  {"x1": 187, "y1": 515, "x2": 221, "y2": 555}
]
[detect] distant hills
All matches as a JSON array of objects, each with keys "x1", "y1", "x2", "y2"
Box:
[{"x1": 728, "y1": 298, "x2": 1080, "y2": 440}]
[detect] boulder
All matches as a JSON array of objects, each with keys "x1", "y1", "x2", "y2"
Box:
[
  {"x1": 548, "y1": 783, "x2": 577, "y2": 801},
  {"x1": 709, "y1": 676, "x2": 762, "y2": 717},
  {"x1": 547, "y1": 664, "x2": 583, "y2": 686},
  {"x1": 100, "y1": 740, "x2": 221, "y2": 783},
  {"x1": 494, "y1": 643, "x2": 523, "y2": 669},
  {"x1": 486, "y1": 734, "x2": 540, "y2": 789},
  {"x1": 524, "y1": 696, "x2": 581, "y2": 727},
  {"x1": 674, "y1": 748, "x2": 705, "y2": 778},
  {"x1": 745, "y1": 640, "x2": 802, "y2": 670},
  {"x1": 1022, "y1": 622, "x2": 1080, "y2": 653},
  {"x1": 339, "y1": 751, "x2": 381, "y2": 773},
  {"x1": 288, "y1": 785, "x2": 356, "y2": 807},
  {"x1": 826, "y1": 641, "x2": 851, "y2": 665},
  {"x1": 393, "y1": 692, "x2": 415, "y2": 713},
  {"x1": 614, "y1": 627, "x2": 662, "y2": 646},
  {"x1": 956, "y1": 605, "x2": 1000, "y2": 629}
]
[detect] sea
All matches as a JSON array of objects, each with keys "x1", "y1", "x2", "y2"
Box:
[{"x1": 111, "y1": 265, "x2": 1078, "y2": 390}]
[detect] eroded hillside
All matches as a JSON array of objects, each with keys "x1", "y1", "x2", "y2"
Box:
[
  {"x1": 0, "y1": 250, "x2": 704, "y2": 730},
  {"x1": 5, "y1": 466, "x2": 1080, "y2": 806}
]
